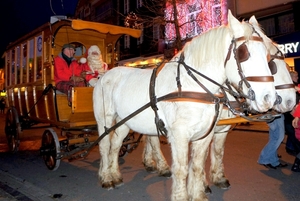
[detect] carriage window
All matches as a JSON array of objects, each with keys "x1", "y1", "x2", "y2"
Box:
[
  {"x1": 36, "y1": 35, "x2": 43, "y2": 80},
  {"x1": 11, "y1": 49, "x2": 15, "y2": 85},
  {"x1": 74, "y1": 44, "x2": 86, "y2": 57},
  {"x1": 16, "y1": 46, "x2": 21, "y2": 84},
  {"x1": 6, "y1": 51, "x2": 10, "y2": 86},
  {"x1": 106, "y1": 43, "x2": 112, "y2": 64},
  {"x1": 22, "y1": 43, "x2": 27, "y2": 83},
  {"x1": 45, "y1": 38, "x2": 50, "y2": 62},
  {"x1": 29, "y1": 39, "x2": 34, "y2": 82}
]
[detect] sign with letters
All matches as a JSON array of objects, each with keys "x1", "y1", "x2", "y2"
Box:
[{"x1": 273, "y1": 31, "x2": 300, "y2": 58}]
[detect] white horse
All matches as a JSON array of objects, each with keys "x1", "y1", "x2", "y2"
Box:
[
  {"x1": 141, "y1": 30, "x2": 296, "y2": 196},
  {"x1": 93, "y1": 11, "x2": 276, "y2": 201},
  {"x1": 205, "y1": 15, "x2": 296, "y2": 192},
  {"x1": 142, "y1": 15, "x2": 296, "y2": 194}
]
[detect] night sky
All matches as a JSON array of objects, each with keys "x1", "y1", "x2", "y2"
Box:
[{"x1": 0, "y1": 0, "x2": 78, "y2": 63}]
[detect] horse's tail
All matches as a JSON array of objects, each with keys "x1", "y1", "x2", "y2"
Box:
[{"x1": 93, "y1": 69, "x2": 122, "y2": 126}]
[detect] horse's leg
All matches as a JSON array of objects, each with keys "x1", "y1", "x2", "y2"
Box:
[
  {"x1": 187, "y1": 132, "x2": 214, "y2": 201},
  {"x1": 142, "y1": 136, "x2": 171, "y2": 177},
  {"x1": 168, "y1": 133, "x2": 189, "y2": 201},
  {"x1": 94, "y1": 82, "x2": 117, "y2": 189},
  {"x1": 97, "y1": 119, "x2": 115, "y2": 189},
  {"x1": 109, "y1": 123, "x2": 131, "y2": 187},
  {"x1": 210, "y1": 129, "x2": 231, "y2": 189}
]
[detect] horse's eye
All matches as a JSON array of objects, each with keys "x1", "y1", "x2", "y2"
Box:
[
  {"x1": 236, "y1": 43, "x2": 250, "y2": 62},
  {"x1": 268, "y1": 60, "x2": 277, "y2": 75}
]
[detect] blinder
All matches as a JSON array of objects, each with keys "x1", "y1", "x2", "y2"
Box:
[
  {"x1": 268, "y1": 60, "x2": 277, "y2": 75},
  {"x1": 236, "y1": 41, "x2": 278, "y2": 75},
  {"x1": 236, "y1": 43, "x2": 250, "y2": 63}
]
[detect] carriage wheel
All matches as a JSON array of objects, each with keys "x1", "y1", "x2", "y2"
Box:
[
  {"x1": 40, "y1": 128, "x2": 61, "y2": 171},
  {"x1": 119, "y1": 144, "x2": 129, "y2": 157},
  {"x1": 5, "y1": 107, "x2": 21, "y2": 152},
  {"x1": 119, "y1": 132, "x2": 135, "y2": 157}
]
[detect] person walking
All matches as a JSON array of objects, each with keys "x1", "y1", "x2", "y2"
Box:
[
  {"x1": 284, "y1": 70, "x2": 300, "y2": 155},
  {"x1": 291, "y1": 103, "x2": 300, "y2": 172},
  {"x1": 258, "y1": 114, "x2": 288, "y2": 169}
]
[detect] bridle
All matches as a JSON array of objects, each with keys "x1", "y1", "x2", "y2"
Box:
[
  {"x1": 148, "y1": 26, "x2": 275, "y2": 140},
  {"x1": 268, "y1": 45, "x2": 295, "y2": 106}
]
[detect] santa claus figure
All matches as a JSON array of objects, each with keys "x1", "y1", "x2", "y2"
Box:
[{"x1": 80, "y1": 45, "x2": 108, "y2": 87}]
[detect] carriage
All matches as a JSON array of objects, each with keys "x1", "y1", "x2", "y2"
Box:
[{"x1": 3, "y1": 17, "x2": 142, "y2": 170}]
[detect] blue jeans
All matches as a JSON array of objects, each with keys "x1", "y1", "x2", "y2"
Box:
[{"x1": 258, "y1": 114, "x2": 285, "y2": 166}]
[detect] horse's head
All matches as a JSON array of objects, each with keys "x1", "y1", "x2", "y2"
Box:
[
  {"x1": 225, "y1": 10, "x2": 276, "y2": 113},
  {"x1": 248, "y1": 16, "x2": 296, "y2": 113}
]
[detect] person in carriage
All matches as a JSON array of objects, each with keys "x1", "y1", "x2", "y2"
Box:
[
  {"x1": 80, "y1": 45, "x2": 108, "y2": 87},
  {"x1": 54, "y1": 43, "x2": 86, "y2": 99},
  {"x1": 54, "y1": 44, "x2": 108, "y2": 105}
]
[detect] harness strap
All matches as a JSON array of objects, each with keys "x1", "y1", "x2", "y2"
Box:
[
  {"x1": 271, "y1": 55, "x2": 285, "y2": 60},
  {"x1": 149, "y1": 68, "x2": 168, "y2": 136},
  {"x1": 159, "y1": 91, "x2": 225, "y2": 103},
  {"x1": 246, "y1": 76, "x2": 274, "y2": 82},
  {"x1": 236, "y1": 36, "x2": 263, "y2": 42},
  {"x1": 275, "y1": 84, "x2": 295, "y2": 90}
]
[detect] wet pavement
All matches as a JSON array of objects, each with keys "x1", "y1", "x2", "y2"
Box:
[{"x1": 0, "y1": 111, "x2": 300, "y2": 201}]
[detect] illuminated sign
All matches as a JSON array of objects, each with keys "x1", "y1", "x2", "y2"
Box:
[
  {"x1": 273, "y1": 31, "x2": 300, "y2": 58},
  {"x1": 278, "y1": 42, "x2": 299, "y2": 54}
]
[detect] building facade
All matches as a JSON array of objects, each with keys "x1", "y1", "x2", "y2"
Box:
[
  {"x1": 75, "y1": 0, "x2": 300, "y2": 71},
  {"x1": 229, "y1": 0, "x2": 300, "y2": 73}
]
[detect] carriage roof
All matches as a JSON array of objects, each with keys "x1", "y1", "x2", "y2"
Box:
[{"x1": 6, "y1": 19, "x2": 142, "y2": 48}]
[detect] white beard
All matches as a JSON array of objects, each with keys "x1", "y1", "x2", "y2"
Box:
[{"x1": 87, "y1": 55, "x2": 104, "y2": 73}]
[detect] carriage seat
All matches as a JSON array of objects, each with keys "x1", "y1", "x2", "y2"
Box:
[{"x1": 55, "y1": 87, "x2": 96, "y2": 125}]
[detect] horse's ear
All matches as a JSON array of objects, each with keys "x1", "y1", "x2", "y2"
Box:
[
  {"x1": 249, "y1": 15, "x2": 258, "y2": 26},
  {"x1": 227, "y1": 9, "x2": 243, "y2": 36}
]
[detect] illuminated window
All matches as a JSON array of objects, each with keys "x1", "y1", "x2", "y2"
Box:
[
  {"x1": 137, "y1": 0, "x2": 142, "y2": 8},
  {"x1": 124, "y1": 0, "x2": 130, "y2": 14},
  {"x1": 137, "y1": 28, "x2": 144, "y2": 45},
  {"x1": 124, "y1": 35, "x2": 130, "y2": 48},
  {"x1": 153, "y1": 24, "x2": 160, "y2": 40}
]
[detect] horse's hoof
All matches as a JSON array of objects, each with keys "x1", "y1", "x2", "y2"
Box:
[
  {"x1": 205, "y1": 186, "x2": 212, "y2": 194},
  {"x1": 215, "y1": 180, "x2": 230, "y2": 189},
  {"x1": 113, "y1": 178, "x2": 124, "y2": 187},
  {"x1": 159, "y1": 170, "x2": 172, "y2": 177},
  {"x1": 145, "y1": 166, "x2": 157, "y2": 173},
  {"x1": 102, "y1": 181, "x2": 115, "y2": 190}
]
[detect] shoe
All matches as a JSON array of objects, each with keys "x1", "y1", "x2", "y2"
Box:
[
  {"x1": 286, "y1": 148, "x2": 297, "y2": 156},
  {"x1": 263, "y1": 163, "x2": 287, "y2": 169},
  {"x1": 291, "y1": 158, "x2": 300, "y2": 172},
  {"x1": 263, "y1": 164, "x2": 277, "y2": 169},
  {"x1": 275, "y1": 163, "x2": 288, "y2": 168}
]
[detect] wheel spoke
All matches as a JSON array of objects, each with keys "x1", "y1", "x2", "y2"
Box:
[
  {"x1": 5, "y1": 108, "x2": 20, "y2": 152},
  {"x1": 40, "y1": 128, "x2": 61, "y2": 171}
]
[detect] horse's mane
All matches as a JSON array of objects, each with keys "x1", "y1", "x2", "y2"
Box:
[
  {"x1": 181, "y1": 20, "x2": 257, "y2": 68},
  {"x1": 181, "y1": 25, "x2": 230, "y2": 68}
]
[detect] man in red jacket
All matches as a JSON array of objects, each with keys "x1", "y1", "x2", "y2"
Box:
[{"x1": 54, "y1": 44, "x2": 86, "y2": 100}]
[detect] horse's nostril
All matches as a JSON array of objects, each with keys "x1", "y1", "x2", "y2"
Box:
[
  {"x1": 286, "y1": 99, "x2": 294, "y2": 109},
  {"x1": 264, "y1": 94, "x2": 270, "y2": 103}
]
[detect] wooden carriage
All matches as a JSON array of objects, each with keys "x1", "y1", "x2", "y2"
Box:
[{"x1": 3, "y1": 17, "x2": 141, "y2": 170}]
